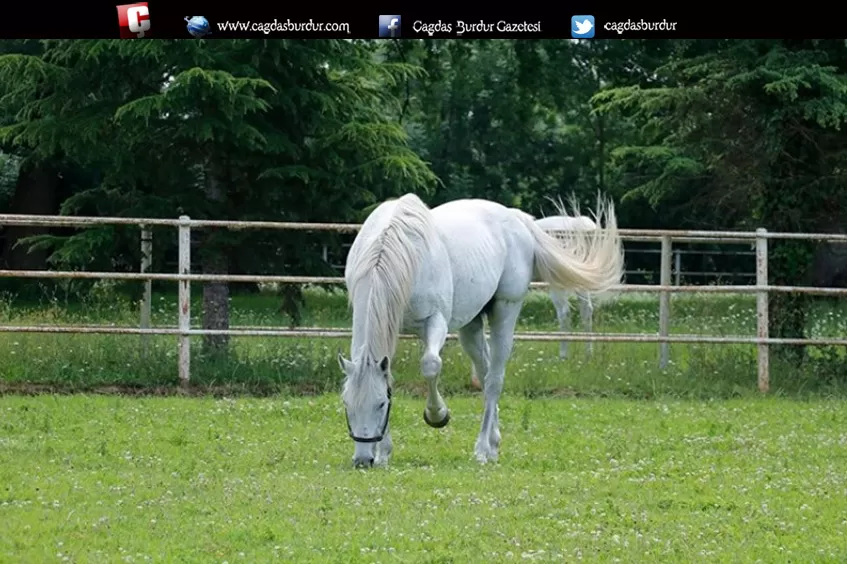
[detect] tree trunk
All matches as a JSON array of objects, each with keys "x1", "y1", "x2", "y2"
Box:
[
  {"x1": 759, "y1": 186, "x2": 811, "y2": 364},
  {"x1": 2, "y1": 161, "x2": 59, "y2": 269},
  {"x1": 201, "y1": 162, "x2": 230, "y2": 353}
]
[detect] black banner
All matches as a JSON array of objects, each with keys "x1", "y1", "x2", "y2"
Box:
[{"x1": 0, "y1": 5, "x2": 838, "y2": 39}]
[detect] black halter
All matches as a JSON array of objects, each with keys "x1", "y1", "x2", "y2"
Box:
[{"x1": 346, "y1": 386, "x2": 392, "y2": 443}]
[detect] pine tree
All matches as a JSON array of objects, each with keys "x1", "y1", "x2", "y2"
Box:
[
  {"x1": 0, "y1": 39, "x2": 438, "y2": 356},
  {"x1": 593, "y1": 39, "x2": 847, "y2": 362}
]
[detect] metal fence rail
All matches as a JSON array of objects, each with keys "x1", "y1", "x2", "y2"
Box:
[{"x1": 1, "y1": 213, "x2": 846, "y2": 394}]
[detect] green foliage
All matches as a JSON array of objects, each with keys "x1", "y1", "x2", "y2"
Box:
[
  {"x1": 0, "y1": 38, "x2": 844, "y2": 370},
  {"x1": 0, "y1": 39, "x2": 437, "y2": 315},
  {"x1": 0, "y1": 151, "x2": 20, "y2": 206},
  {"x1": 594, "y1": 40, "x2": 847, "y2": 363}
]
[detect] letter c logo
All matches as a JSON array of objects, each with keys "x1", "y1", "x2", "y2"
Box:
[{"x1": 127, "y1": 6, "x2": 150, "y2": 37}]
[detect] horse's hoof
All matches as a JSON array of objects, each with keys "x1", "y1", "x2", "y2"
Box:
[
  {"x1": 474, "y1": 443, "x2": 499, "y2": 464},
  {"x1": 470, "y1": 374, "x2": 482, "y2": 390},
  {"x1": 423, "y1": 409, "x2": 450, "y2": 428}
]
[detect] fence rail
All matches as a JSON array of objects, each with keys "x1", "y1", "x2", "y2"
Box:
[
  {"x1": 2, "y1": 267, "x2": 845, "y2": 296},
  {"x1": 1, "y1": 324, "x2": 846, "y2": 347},
  {"x1": 4, "y1": 212, "x2": 847, "y2": 241},
  {"x1": 323, "y1": 242, "x2": 761, "y2": 284},
  {"x1": 1, "y1": 213, "x2": 846, "y2": 394}
]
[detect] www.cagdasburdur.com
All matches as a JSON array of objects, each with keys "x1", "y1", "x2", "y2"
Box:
[{"x1": 216, "y1": 18, "x2": 351, "y2": 34}]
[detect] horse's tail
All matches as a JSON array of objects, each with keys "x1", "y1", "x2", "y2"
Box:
[
  {"x1": 516, "y1": 193, "x2": 624, "y2": 295},
  {"x1": 347, "y1": 193, "x2": 436, "y2": 360}
]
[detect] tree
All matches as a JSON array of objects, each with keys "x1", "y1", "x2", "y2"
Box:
[
  {"x1": 593, "y1": 39, "x2": 847, "y2": 361},
  {"x1": 0, "y1": 39, "x2": 437, "y2": 355}
]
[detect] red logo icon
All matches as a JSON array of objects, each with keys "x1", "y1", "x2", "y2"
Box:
[{"x1": 116, "y1": 3, "x2": 151, "y2": 38}]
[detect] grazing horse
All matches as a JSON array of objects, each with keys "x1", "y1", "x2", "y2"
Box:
[
  {"x1": 469, "y1": 214, "x2": 598, "y2": 388},
  {"x1": 337, "y1": 193, "x2": 623, "y2": 467}
]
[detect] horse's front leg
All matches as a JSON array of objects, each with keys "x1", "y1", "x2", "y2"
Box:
[
  {"x1": 421, "y1": 312, "x2": 450, "y2": 428},
  {"x1": 374, "y1": 426, "x2": 393, "y2": 467}
]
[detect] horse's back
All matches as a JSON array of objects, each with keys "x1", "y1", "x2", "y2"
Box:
[
  {"x1": 534, "y1": 214, "x2": 596, "y2": 231},
  {"x1": 430, "y1": 199, "x2": 533, "y2": 271}
]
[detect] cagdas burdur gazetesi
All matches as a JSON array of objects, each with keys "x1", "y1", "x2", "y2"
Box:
[{"x1": 412, "y1": 19, "x2": 542, "y2": 36}]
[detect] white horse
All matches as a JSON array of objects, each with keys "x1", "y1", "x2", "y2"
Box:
[
  {"x1": 469, "y1": 214, "x2": 598, "y2": 388},
  {"x1": 337, "y1": 193, "x2": 623, "y2": 467}
]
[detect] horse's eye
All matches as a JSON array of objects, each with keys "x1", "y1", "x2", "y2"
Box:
[{"x1": 377, "y1": 401, "x2": 386, "y2": 410}]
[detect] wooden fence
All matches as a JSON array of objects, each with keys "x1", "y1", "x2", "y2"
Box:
[{"x1": 1, "y1": 213, "x2": 847, "y2": 393}]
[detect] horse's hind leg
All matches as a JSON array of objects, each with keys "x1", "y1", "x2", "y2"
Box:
[
  {"x1": 469, "y1": 319, "x2": 489, "y2": 390},
  {"x1": 550, "y1": 289, "x2": 571, "y2": 359},
  {"x1": 474, "y1": 299, "x2": 522, "y2": 464},
  {"x1": 421, "y1": 312, "x2": 450, "y2": 428},
  {"x1": 460, "y1": 315, "x2": 490, "y2": 394},
  {"x1": 578, "y1": 292, "x2": 594, "y2": 356},
  {"x1": 471, "y1": 362, "x2": 481, "y2": 390}
]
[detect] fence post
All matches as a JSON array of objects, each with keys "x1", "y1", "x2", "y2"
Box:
[
  {"x1": 673, "y1": 250, "x2": 681, "y2": 286},
  {"x1": 658, "y1": 236, "x2": 672, "y2": 368},
  {"x1": 755, "y1": 228, "x2": 769, "y2": 393},
  {"x1": 178, "y1": 216, "x2": 191, "y2": 387},
  {"x1": 140, "y1": 225, "x2": 153, "y2": 358}
]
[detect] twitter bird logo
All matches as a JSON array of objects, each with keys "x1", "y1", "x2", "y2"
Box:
[{"x1": 571, "y1": 15, "x2": 595, "y2": 38}]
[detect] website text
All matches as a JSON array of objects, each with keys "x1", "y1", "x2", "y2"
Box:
[
  {"x1": 216, "y1": 18, "x2": 350, "y2": 35},
  {"x1": 603, "y1": 18, "x2": 677, "y2": 35}
]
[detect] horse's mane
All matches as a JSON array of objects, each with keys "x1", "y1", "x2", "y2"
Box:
[{"x1": 346, "y1": 193, "x2": 436, "y2": 366}]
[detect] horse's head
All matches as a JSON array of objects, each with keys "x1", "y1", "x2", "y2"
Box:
[{"x1": 337, "y1": 352, "x2": 392, "y2": 468}]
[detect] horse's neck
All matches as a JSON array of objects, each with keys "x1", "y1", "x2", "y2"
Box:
[
  {"x1": 350, "y1": 288, "x2": 394, "y2": 362},
  {"x1": 346, "y1": 194, "x2": 432, "y2": 363}
]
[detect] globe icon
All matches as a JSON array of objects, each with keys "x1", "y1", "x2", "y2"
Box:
[{"x1": 185, "y1": 16, "x2": 210, "y2": 38}]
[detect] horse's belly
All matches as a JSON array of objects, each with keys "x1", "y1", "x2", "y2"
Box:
[{"x1": 441, "y1": 240, "x2": 506, "y2": 329}]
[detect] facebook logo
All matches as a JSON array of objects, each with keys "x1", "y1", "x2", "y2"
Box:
[{"x1": 378, "y1": 15, "x2": 401, "y2": 37}]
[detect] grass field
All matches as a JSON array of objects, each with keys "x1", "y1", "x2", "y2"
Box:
[
  {"x1": 0, "y1": 283, "x2": 845, "y2": 398},
  {"x1": 1, "y1": 286, "x2": 846, "y2": 561},
  {"x1": 2, "y1": 394, "x2": 847, "y2": 561}
]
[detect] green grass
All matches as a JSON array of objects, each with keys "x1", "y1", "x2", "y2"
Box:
[
  {"x1": 0, "y1": 283, "x2": 845, "y2": 398},
  {"x1": 2, "y1": 394, "x2": 847, "y2": 561},
  {"x1": 2, "y1": 287, "x2": 846, "y2": 561}
]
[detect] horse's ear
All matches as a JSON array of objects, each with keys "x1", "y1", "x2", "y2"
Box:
[
  {"x1": 379, "y1": 356, "x2": 390, "y2": 373},
  {"x1": 337, "y1": 352, "x2": 353, "y2": 374}
]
